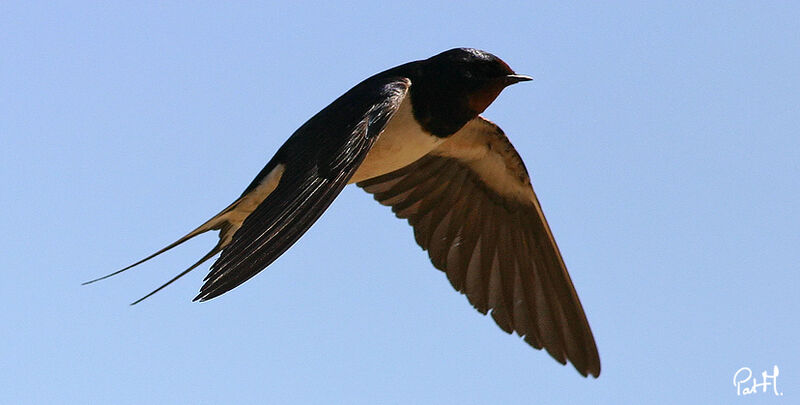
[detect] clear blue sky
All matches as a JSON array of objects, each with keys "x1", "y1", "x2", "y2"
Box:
[{"x1": 2, "y1": 2, "x2": 798, "y2": 404}]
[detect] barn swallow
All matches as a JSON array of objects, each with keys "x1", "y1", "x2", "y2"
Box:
[{"x1": 86, "y1": 48, "x2": 600, "y2": 377}]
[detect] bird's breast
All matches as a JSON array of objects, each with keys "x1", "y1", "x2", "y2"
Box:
[{"x1": 349, "y1": 96, "x2": 444, "y2": 184}]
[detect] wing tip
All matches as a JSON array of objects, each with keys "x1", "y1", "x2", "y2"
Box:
[
  {"x1": 579, "y1": 361, "x2": 602, "y2": 378},
  {"x1": 565, "y1": 349, "x2": 601, "y2": 378},
  {"x1": 192, "y1": 288, "x2": 219, "y2": 302}
]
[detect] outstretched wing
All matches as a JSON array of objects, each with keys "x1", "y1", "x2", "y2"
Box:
[
  {"x1": 357, "y1": 116, "x2": 600, "y2": 377},
  {"x1": 194, "y1": 76, "x2": 411, "y2": 301}
]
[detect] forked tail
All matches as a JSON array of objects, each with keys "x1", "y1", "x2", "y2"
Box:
[{"x1": 83, "y1": 198, "x2": 244, "y2": 304}]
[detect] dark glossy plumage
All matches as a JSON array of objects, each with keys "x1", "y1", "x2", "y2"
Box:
[{"x1": 196, "y1": 77, "x2": 410, "y2": 301}]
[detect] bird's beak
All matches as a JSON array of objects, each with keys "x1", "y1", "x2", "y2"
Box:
[{"x1": 503, "y1": 74, "x2": 533, "y2": 86}]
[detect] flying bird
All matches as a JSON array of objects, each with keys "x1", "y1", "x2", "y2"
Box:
[{"x1": 86, "y1": 48, "x2": 600, "y2": 377}]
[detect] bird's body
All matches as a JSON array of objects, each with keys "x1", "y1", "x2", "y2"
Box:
[
  {"x1": 350, "y1": 94, "x2": 442, "y2": 183},
  {"x1": 87, "y1": 48, "x2": 601, "y2": 377}
]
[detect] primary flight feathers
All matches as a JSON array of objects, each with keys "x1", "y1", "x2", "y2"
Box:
[{"x1": 86, "y1": 48, "x2": 600, "y2": 377}]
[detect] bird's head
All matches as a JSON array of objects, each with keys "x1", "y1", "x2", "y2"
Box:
[
  {"x1": 428, "y1": 48, "x2": 532, "y2": 113},
  {"x1": 410, "y1": 48, "x2": 531, "y2": 136}
]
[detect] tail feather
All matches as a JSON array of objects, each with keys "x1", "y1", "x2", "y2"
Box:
[
  {"x1": 82, "y1": 199, "x2": 243, "y2": 286},
  {"x1": 130, "y1": 244, "x2": 223, "y2": 305},
  {"x1": 83, "y1": 225, "x2": 212, "y2": 285}
]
